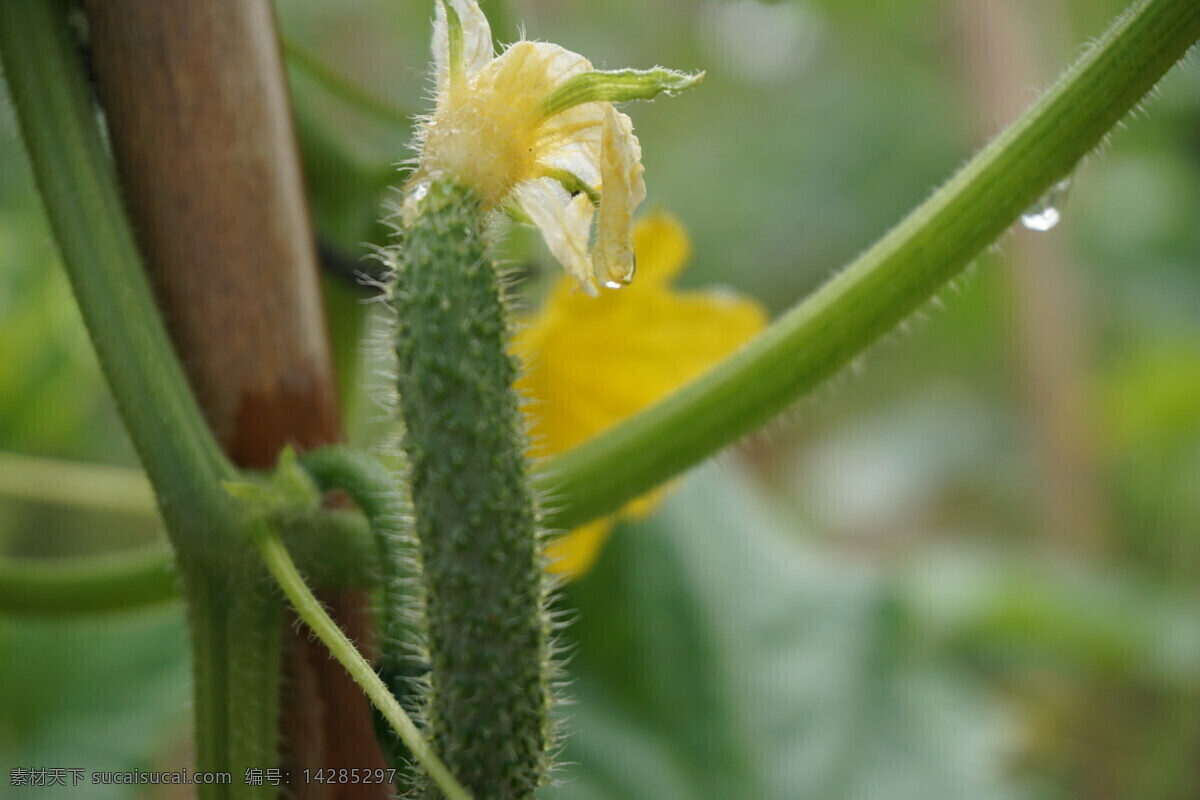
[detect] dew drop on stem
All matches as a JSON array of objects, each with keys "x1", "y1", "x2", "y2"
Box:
[{"x1": 1021, "y1": 177, "x2": 1072, "y2": 232}]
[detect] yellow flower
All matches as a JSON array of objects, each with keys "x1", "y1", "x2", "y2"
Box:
[
  {"x1": 407, "y1": 0, "x2": 702, "y2": 294},
  {"x1": 513, "y1": 213, "x2": 768, "y2": 576}
]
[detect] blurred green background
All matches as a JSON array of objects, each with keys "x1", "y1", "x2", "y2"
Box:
[{"x1": 3, "y1": 0, "x2": 1200, "y2": 797}]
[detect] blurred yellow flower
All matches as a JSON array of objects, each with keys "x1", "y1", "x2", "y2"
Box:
[
  {"x1": 407, "y1": 0, "x2": 702, "y2": 293},
  {"x1": 514, "y1": 212, "x2": 768, "y2": 576}
]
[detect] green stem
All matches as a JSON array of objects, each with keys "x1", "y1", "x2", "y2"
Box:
[
  {"x1": 5, "y1": 0, "x2": 1198, "y2": 619},
  {"x1": 0, "y1": 451, "x2": 156, "y2": 517},
  {"x1": 249, "y1": 522, "x2": 471, "y2": 800},
  {"x1": 0, "y1": 2, "x2": 281, "y2": 794},
  {"x1": 393, "y1": 181, "x2": 553, "y2": 798},
  {"x1": 298, "y1": 447, "x2": 404, "y2": 538},
  {"x1": 0, "y1": 546, "x2": 177, "y2": 615},
  {"x1": 194, "y1": 568, "x2": 281, "y2": 800},
  {"x1": 298, "y1": 448, "x2": 411, "y2": 647},
  {"x1": 532, "y1": 0, "x2": 1200, "y2": 531},
  {"x1": 280, "y1": 509, "x2": 380, "y2": 589},
  {"x1": 0, "y1": 450, "x2": 380, "y2": 613},
  {"x1": 0, "y1": 0, "x2": 237, "y2": 548},
  {"x1": 0, "y1": 509, "x2": 376, "y2": 615},
  {"x1": 298, "y1": 446, "x2": 420, "y2": 770}
]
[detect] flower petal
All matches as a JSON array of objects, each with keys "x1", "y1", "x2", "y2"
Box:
[
  {"x1": 518, "y1": 212, "x2": 763, "y2": 460},
  {"x1": 632, "y1": 210, "x2": 692, "y2": 283},
  {"x1": 515, "y1": 213, "x2": 767, "y2": 457},
  {"x1": 476, "y1": 41, "x2": 593, "y2": 117},
  {"x1": 512, "y1": 178, "x2": 596, "y2": 292},
  {"x1": 536, "y1": 103, "x2": 605, "y2": 190},
  {"x1": 518, "y1": 282, "x2": 767, "y2": 453},
  {"x1": 592, "y1": 106, "x2": 645, "y2": 288},
  {"x1": 433, "y1": 0, "x2": 493, "y2": 95},
  {"x1": 515, "y1": 213, "x2": 768, "y2": 578},
  {"x1": 545, "y1": 519, "x2": 613, "y2": 577}
]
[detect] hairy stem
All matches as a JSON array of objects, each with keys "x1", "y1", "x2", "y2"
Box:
[
  {"x1": 0, "y1": 3, "x2": 278, "y2": 794},
  {"x1": 298, "y1": 446, "x2": 420, "y2": 770},
  {"x1": 5, "y1": 0, "x2": 1198, "y2": 626},
  {"x1": 532, "y1": 0, "x2": 1200, "y2": 531},
  {"x1": 0, "y1": 0, "x2": 235, "y2": 551},
  {"x1": 0, "y1": 507, "x2": 376, "y2": 616},
  {"x1": 250, "y1": 522, "x2": 471, "y2": 800}
]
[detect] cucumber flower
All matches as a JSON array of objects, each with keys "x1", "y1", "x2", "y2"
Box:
[
  {"x1": 406, "y1": 0, "x2": 703, "y2": 294},
  {"x1": 514, "y1": 213, "x2": 768, "y2": 576}
]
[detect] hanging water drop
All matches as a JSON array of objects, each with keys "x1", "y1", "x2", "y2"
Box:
[
  {"x1": 1021, "y1": 204, "x2": 1060, "y2": 232},
  {"x1": 1021, "y1": 177, "x2": 1072, "y2": 232},
  {"x1": 602, "y1": 255, "x2": 636, "y2": 290}
]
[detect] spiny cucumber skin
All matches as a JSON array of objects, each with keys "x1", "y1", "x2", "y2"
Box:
[{"x1": 390, "y1": 180, "x2": 553, "y2": 799}]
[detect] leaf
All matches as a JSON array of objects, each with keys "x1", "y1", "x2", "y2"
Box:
[
  {"x1": 903, "y1": 546, "x2": 1200, "y2": 684},
  {"x1": 546, "y1": 464, "x2": 1023, "y2": 800},
  {"x1": 0, "y1": 607, "x2": 191, "y2": 800}
]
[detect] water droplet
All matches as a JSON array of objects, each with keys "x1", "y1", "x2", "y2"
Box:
[
  {"x1": 407, "y1": 182, "x2": 430, "y2": 204},
  {"x1": 1021, "y1": 206, "x2": 1060, "y2": 232},
  {"x1": 1021, "y1": 178, "x2": 1072, "y2": 232},
  {"x1": 602, "y1": 256, "x2": 636, "y2": 290}
]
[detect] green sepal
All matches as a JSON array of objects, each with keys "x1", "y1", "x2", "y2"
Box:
[
  {"x1": 222, "y1": 445, "x2": 320, "y2": 521},
  {"x1": 442, "y1": 0, "x2": 465, "y2": 89},
  {"x1": 543, "y1": 67, "x2": 704, "y2": 117},
  {"x1": 541, "y1": 167, "x2": 601, "y2": 207}
]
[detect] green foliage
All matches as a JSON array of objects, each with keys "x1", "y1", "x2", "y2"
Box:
[
  {"x1": 551, "y1": 467, "x2": 1023, "y2": 800},
  {"x1": 0, "y1": 609, "x2": 191, "y2": 800},
  {"x1": 4, "y1": 1, "x2": 1200, "y2": 798}
]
